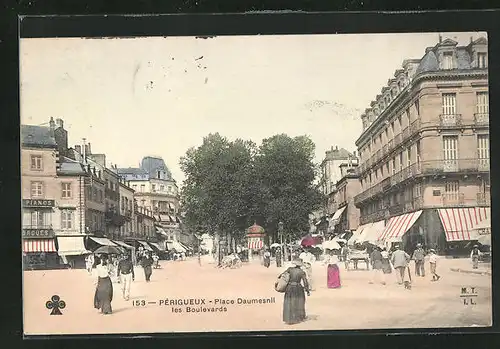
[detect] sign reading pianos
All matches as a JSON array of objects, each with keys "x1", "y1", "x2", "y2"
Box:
[{"x1": 22, "y1": 199, "x2": 55, "y2": 208}]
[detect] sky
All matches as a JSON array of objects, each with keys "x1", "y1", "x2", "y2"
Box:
[{"x1": 20, "y1": 32, "x2": 486, "y2": 185}]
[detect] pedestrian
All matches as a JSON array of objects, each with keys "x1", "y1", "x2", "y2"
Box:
[
  {"x1": 263, "y1": 249, "x2": 271, "y2": 268},
  {"x1": 282, "y1": 257, "x2": 310, "y2": 325},
  {"x1": 85, "y1": 253, "x2": 94, "y2": 275},
  {"x1": 412, "y1": 243, "x2": 426, "y2": 277},
  {"x1": 391, "y1": 244, "x2": 411, "y2": 285},
  {"x1": 369, "y1": 246, "x2": 385, "y2": 285},
  {"x1": 381, "y1": 247, "x2": 392, "y2": 276},
  {"x1": 470, "y1": 245, "x2": 481, "y2": 269},
  {"x1": 141, "y1": 252, "x2": 154, "y2": 282},
  {"x1": 275, "y1": 247, "x2": 282, "y2": 267},
  {"x1": 325, "y1": 251, "x2": 341, "y2": 288},
  {"x1": 300, "y1": 249, "x2": 316, "y2": 291},
  {"x1": 93, "y1": 255, "x2": 113, "y2": 315},
  {"x1": 428, "y1": 249, "x2": 440, "y2": 281},
  {"x1": 117, "y1": 253, "x2": 135, "y2": 301}
]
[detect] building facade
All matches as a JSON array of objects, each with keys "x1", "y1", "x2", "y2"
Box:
[
  {"x1": 353, "y1": 36, "x2": 490, "y2": 254},
  {"x1": 117, "y1": 156, "x2": 185, "y2": 246},
  {"x1": 21, "y1": 121, "x2": 91, "y2": 269}
]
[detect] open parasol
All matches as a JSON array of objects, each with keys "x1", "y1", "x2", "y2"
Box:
[
  {"x1": 321, "y1": 240, "x2": 341, "y2": 250},
  {"x1": 270, "y1": 243, "x2": 281, "y2": 248},
  {"x1": 93, "y1": 245, "x2": 122, "y2": 255}
]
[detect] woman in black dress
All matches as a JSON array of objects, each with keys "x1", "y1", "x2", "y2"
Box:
[
  {"x1": 283, "y1": 258, "x2": 310, "y2": 325},
  {"x1": 93, "y1": 255, "x2": 113, "y2": 314}
]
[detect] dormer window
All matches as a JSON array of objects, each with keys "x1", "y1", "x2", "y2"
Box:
[
  {"x1": 442, "y1": 52, "x2": 453, "y2": 70},
  {"x1": 157, "y1": 171, "x2": 161, "y2": 179},
  {"x1": 478, "y1": 52, "x2": 487, "y2": 68}
]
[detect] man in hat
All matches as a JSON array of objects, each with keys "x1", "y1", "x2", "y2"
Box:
[
  {"x1": 428, "y1": 249, "x2": 440, "y2": 281},
  {"x1": 412, "y1": 243, "x2": 426, "y2": 277},
  {"x1": 391, "y1": 244, "x2": 410, "y2": 285},
  {"x1": 470, "y1": 245, "x2": 482, "y2": 269},
  {"x1": 117, "y1": 253, "x2": 135, "y2": 301}
]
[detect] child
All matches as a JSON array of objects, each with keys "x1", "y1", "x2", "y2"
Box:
[{"x1": 428, "y1": 249, "x2": 440, "y2": 281}]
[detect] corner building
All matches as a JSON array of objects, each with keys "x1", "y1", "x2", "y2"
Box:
[{"x1": 353, "y1": 37, "x2": 490, "y2": 255}]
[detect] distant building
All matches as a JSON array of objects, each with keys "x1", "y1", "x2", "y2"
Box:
[
  {"x1": 117, "y1": 157, "x2": 188, "y2": 248},
  {"x1": 353, "y1": 36, "x2": 490, "y2": 254}
]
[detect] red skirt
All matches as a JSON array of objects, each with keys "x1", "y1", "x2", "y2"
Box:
[{"x1": 327, "y1": 264, "x2": 341, "y2": 288}]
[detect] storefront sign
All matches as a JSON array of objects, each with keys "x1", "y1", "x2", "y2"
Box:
[
  {"x1": 23, "y1": 228, "x2": 55, "y2": 238},
  {"x1": 22, "y1": 199, "x2": 55, "y2": 208}
]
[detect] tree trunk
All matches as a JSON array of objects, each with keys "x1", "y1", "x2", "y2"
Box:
[
  {"x1": 214, "y1": 231, "x2": 221, "y2": 266},
  {"x1": 283, "y1": 235, "x2": 289, "y2": 262}
]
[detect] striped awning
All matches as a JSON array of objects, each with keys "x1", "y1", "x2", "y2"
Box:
[
  {"x1": 438, "y1": 207, "x2": 490, "y2": 241},
  {"x1": 89, "y1": 237, "x2": 117, "y2": 246},
  {"x1": 359, "y1": 220, "x2": 386, "y2": 244},
  {"x1": 23, "y1": 239, "x2": 56, "y2": 253},
  {"x1": 166, "y1": 240, "x2": 186, "y2": 253},
  {"x1": 248, "y1": 238, "x2": 264, "y2": 249},
  {"x1": 155, "y1": 226, "x2": 168, "y2": 236},
  {"x1": 378, "y1": 210, "x2": 423, "y2": 243},
  {"x1": 57, "y1": 236, "x2": 90, "y2": 256},
  {"x1": 138, "y1": 240, "x2": 153, "y2": 251}
]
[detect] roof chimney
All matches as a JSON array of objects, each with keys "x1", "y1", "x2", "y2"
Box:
[
  {"x1": 438, "y1": 34, "x2": 442, "y2": 43},
  {"x1": 56, "y1": 118, "x2": 64, "y2": 129},
  {"x1": 75, "y1": 144, "x2": 81, "y2": 154},
  {"x1": 49, "y1": 117, "x2": 56, "y2": 135},
  {"x1": 470, "y1": 36, "x2": 473, "y2": 44},
  {"x1": 335, "y1": 146, "x2": 338, "y2": 151}
]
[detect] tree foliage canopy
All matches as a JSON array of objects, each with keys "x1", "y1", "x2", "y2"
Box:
[{"x1": 180, "y1": 133, "x2": 324, "y2": 240}]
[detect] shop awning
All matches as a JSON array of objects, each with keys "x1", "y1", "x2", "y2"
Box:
[
  {"x1": 166, "y1": 240, "x2": 187, "y2": 253},
  {"x1": 168, "y1": 203, "x2": 174, "y2": 210},
  {"x1": 349, "y1": 223, "x2": 372, "y2": 245},
  {"x1": 438, "y1": 207, "x2": 490, "y2": 241},
  {"x1": 155, "y1": 226, "x2": 168, "y2": 236},
  {"x1": 248, "y1": 238, "x2": 264, "y2": 250},
  {"x1": 23, "y1": 239, "x2": 56, "y2": 253},
  {"x1": 149, "y1": 242, "x2": 164, "y2": 251},
  {"x1": 168, "y1": 215, "x2": 175, "y2": 223},
  {"x1": 57, "y1": 236, "x2": 90, "y2": 256},
  {"x1": 137, "y1": 240, "x2": 153, "y2": 251},
  {"x1": 178, "y1": 242, "x2": 192, "y2": 251},
  {"x1": 378, "y1": 210, "x2": 423, "y2": 243},
  {"x1": 112, "y1": 240, "x2": 134, "y2": 249},
  {"x1": 159, "y1": 215, "x2": 170, "y2": 222},
  {"x1": 89, "y1": 237, "x2": 117, "y2": 246},
  {"x1": 330, "y1": 206, "x2": 347, "y2": 226},
  {"x1": 359, "y1": 220, "x2": 386, "y2": 244}
]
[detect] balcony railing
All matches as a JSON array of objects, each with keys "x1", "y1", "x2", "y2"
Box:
[
  {"x1": 439, "y1": 114, "x2": 462, "y2": 127},
  {"x1": 477, "y1": 192, "x2": 490, "y2": 206},
  {"x1": 442, "y1": 193, "x2": 465, "y2": 206},
  {"x1": 389, "y1": 203, "x2": 405, "y2": 215},
  {"x1": 23, "y1": 224, "x2": 53, "y2": 229},
  {"x1": 376, "y1": 149, "x2": 382, "y2": 162},
  {"x1": 474, "y1": 113, "x2": 489, "y2": 126},
  {"x1": 381, "y1": 177, "x2": 391, "y2": 191},
  {"x1": 413, "y1": 196, "x2": 424, "y2": 210},
  {"x1": 413, "y1": 158, "x2": 490, "y2": 175}
]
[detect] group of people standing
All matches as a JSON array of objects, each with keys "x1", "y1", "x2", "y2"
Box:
[
  {"x1": 91, "y1": 251, "x2": 156, "y2": 315},
  {"x1": 368, "y1": 243, "x2": 441, "y2": 286},
  {"x1": 263, "y1": 247, "x2": 283, "y2": 268}
]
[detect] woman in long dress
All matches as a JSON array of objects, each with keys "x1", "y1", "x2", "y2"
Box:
[
  {"x1": 263, "y1": 250, "x2": 271, "y2": 268},
  {"x1": 326, "y1": 251, "x2": 341, "y2": 288},
  {"x1": 93, "y1": 255, "x2": 113, "y2": 315},
  {"x1": 381, "y1": 247, "x2": 392, "y2": 278},
  {"x1": 282, "y1": 258, "x2": 310, "y2": 325},
  {"x1": 275, "y1": 248, "x2": 282, "y2": 267}
]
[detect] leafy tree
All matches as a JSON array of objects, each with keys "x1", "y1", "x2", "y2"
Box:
[{"x1": 254, "y1": 134, "x2": 324, "y2": 244}]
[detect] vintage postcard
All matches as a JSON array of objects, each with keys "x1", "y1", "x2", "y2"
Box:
[{"x1": 21, "y1": 31, "x2": 491, "y2": 335}]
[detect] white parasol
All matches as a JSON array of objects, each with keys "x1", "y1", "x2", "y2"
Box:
[
  {"x1": 321, "y1": 240, "x2": 341, "y2": 250},
  {"x1": 270, "y1": 243, "x2": 281, "y2": 248}
]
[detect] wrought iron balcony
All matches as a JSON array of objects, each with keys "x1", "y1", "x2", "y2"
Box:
[
  {"x1": 439, "y1": 114, "x2": 462, "y2": 128},
  {"x1": 381, "y1": 177, "x2": 391, "y2": 191},
  {"x1": 389, "y1": 203, "x2": 405, "y2": 215},
  {"x1": 382, "y1": 144, "x2": 388, "y2": 156},
  {"x1": 474, "y1": 113, "x2": 489, "y2": 126},
  {"x1": 413, "y1": 159, "x2": 490, "y2": 175},
  {"x1": 441, "y1": 193, "x2": 465, "y2": 207},
  {"x1": 477, "y1": 192, "x2": 490, "y2": 206},
  {"x1": 23, "y1": 224, "x2": 53, "y2": 229},
  {"x1": 388, "y1": 139, "x2": 394, "y2": 151},
  {"x1": 413, "y1": 196, "x2": 424, "y2": 210}
]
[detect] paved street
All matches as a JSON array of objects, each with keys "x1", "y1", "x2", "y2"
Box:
[{"x1": 23, "y1": 257, "x2": 492, "y2": 335}]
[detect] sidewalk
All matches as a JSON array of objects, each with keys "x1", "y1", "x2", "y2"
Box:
[{"x1": 440, "y1": 257, "x2": 491, "y2": 276}]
